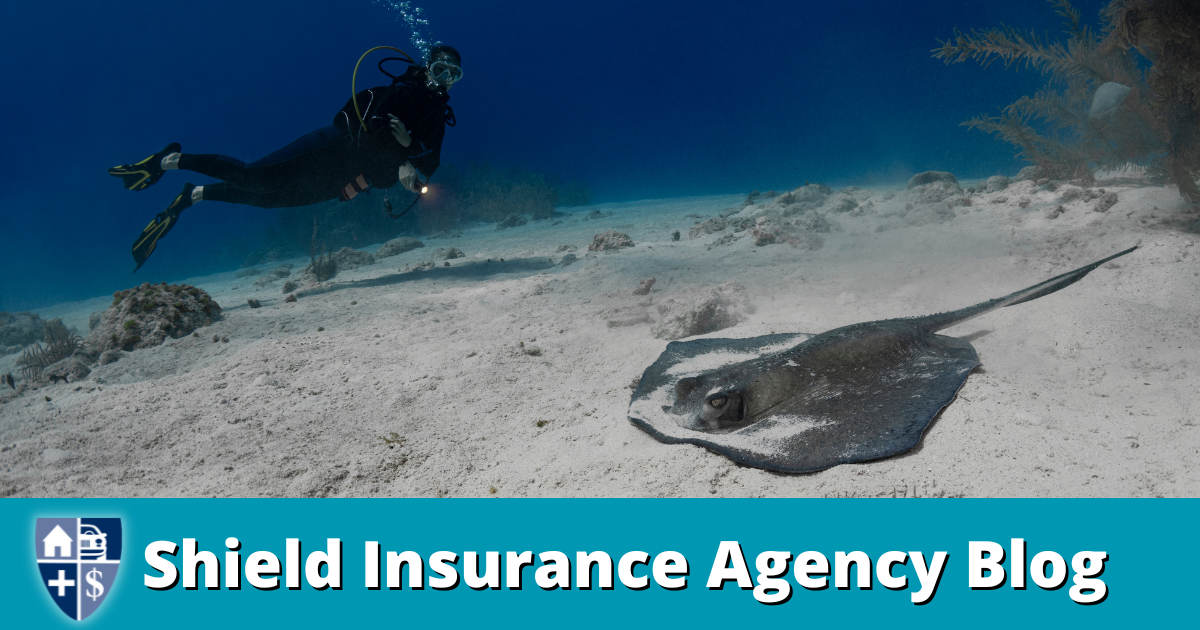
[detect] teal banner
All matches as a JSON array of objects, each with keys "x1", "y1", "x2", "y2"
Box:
[{"x1": 3, "y1": 500, "x2": 1192, "y2": 626}]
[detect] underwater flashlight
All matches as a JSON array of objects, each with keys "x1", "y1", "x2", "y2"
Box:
[{"x1": 421, "y1": 186, "x2": 429, "y2": 194}]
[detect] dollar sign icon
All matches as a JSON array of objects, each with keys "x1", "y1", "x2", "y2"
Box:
[{"x1": 85, "y1": 568, "x2": 105, "y2": 602}]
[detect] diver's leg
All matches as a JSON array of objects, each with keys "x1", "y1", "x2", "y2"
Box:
[
  {"x1": 198, "y1": 183, "x2": 301, "y2": 209},
  {"x1": 174, "y1": 126, "x2": 346, "y2": 192},
  {"x1": 174, "y1": 153, "x2": 254, "y2": 187}
]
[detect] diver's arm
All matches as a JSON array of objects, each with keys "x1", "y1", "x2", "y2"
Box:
[{"x1": 388, "y1": 114, "x2": 412, "y2": 147}]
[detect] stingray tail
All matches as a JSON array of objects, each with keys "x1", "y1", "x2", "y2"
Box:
[{"x1": 918, "y1": 246, "x2": 1138, "y2": 333}]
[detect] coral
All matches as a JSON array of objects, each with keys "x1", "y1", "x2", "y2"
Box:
[
  {"x1": 652, "y1": 283, "x2": 750, "y2": 340},
  {"x1": 907, "y1": 172, "x2": 964, "y2": 204},
  {"x1": 375, "y1": 237, "x2": 425, "y2": 258},
  {"x1": 331, "y1": 247, "x2": 375, "y2": 270},
  {"x1": 747, "y1": 217, "x2": 826, "y2": 250},
  {"x1": 43, "y1": 357, "x2": 90, "y2": 383},
  {"x1": 986, "y1": 175, "x2": 1012, "y2": 192},
  {"x1": 308, "y1": 251, "x2": 337, "y2": 282},
  {"x1": 88, "y1": 282, "x2": 221, "y2": 353},
  {"x1": 689, "y1": 217, "x2": 727, "y2": 239},
  {"x1": 16, "y1": 319, "x2": 81, "y2": 382},
  {"x1": 828, "y1": 194, "x2": 859, "y2": 214},
  {"x1": 935, "y1": 0, "x2": 1200, "y2": 200},
  {"x1": 0, "y1": 311, "x2": 45, "y2": 349},
  {"x1": 633, "y1": 278, "x2": 656, "y2": 296},
  {"x1": 1094, "y1": 191, "x2": 1120, "y2": 212},
  {"x1": 495, "y1": 214, "x2": 528, "y2": 230},
  {"x1": 588, "y1": 231, "x2": 634, "y2": 252}
]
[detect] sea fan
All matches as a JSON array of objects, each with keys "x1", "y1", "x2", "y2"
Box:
[
  {"x1": 935, "y1": 0, "x2": 1198, "y2": 199},
  {"x1": 16, "y1": 319, "x2": 81, "y2": 382}
]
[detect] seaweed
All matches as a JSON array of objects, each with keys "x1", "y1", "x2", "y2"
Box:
[
  {"x1": 934, "y1": 0, "x2": 1199, "y2": 199},
  {"x1": 308, "y1": 217, "x2": 337, "y2": 282},
  {"x1": 16, "y1": 319, "x2": 81, "y2": 382}
]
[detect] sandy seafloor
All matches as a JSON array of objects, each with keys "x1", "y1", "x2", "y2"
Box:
[{"x1": 2, "y1": 173, "x2": 1198, "y2": 498}]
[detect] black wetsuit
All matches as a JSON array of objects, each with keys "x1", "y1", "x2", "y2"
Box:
[{"x1": 176, "y1": 66, "x2": 454, "y2": 208}]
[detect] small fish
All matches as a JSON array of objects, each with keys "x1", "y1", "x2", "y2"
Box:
[
  {"x1": 3, "y1": 373, "x2": 14, "y2": 389},
  {"x1": 1088, "y1": 82, "x2": 1131, "y2": 120}
]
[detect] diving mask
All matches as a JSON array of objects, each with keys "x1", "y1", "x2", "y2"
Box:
[{"x1": 427, "y1": 58, "x2": 463, "y2": 88}]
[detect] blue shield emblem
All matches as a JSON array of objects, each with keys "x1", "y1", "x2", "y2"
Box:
[{"x1": 35, "y1": 518, "x2": 122, "y2": 620}]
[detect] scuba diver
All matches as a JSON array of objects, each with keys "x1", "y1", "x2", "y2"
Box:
[{"x1": 110, "y1": 44, "x2": 463, "y2": 271}]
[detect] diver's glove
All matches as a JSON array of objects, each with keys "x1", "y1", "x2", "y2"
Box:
[
  {"x1": 398, "y1": 163, "x2": 420, "y2": 193},
  {"x1": 388, "y1": 114, "x2": 412, "y2": 147}
]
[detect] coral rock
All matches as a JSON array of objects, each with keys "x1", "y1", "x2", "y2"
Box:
[
  {"x1": 376, "y1": 237, "x2": 425, "y2": 258},
  {"x1": 688, "y1": 217, "x2": 727, "y2": 239},
  {"x1": 588, "y1": 231, "x2": 635, "y2": 252},
  {"x1": 1094, "y1": 192, "x2": 1119, "y2": 213},
  {"x1": 652, "y1": 282, "x2": 750, "y2": 341},
  {"x1": 43, "y1": 357, "x2": 91, "y2": 382},
  {"x1": 907, "y1": 171, "x2": 959, "y2": 188},
  {"x1": 633, "y1": 278, "x2": 656, "y2": 296},
  {"x1": 0, "y1": 311, "x2": 45, "y2": 348},
  {"x1": 87, "y1": 282, "x2": 220, "y2": 353},
  {"x1": 496, "y1": 214, "x2": 528, "y2": 230},
  {"x1": 331, "y1": 247, "x2": 375, "y2": 270},
  {"x1": 985, "y1": 175, "x2": 1011, "y2": 192}
]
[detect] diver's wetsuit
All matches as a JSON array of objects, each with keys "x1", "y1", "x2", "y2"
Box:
[{"x1": 177, "y1": 66, "x2": 454, "y2": 208}]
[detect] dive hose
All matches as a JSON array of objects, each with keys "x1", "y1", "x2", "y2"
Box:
[
  {"x1": 351, "y1": 45, "x2": 417, "y2": 132},
  {"x1": 384, "y1": 179, "x2": 428, "y2": 220}
]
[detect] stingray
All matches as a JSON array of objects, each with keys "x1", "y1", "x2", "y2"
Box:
[{"x1": 628, "y1": 247, "x2": 1137, "y2": 473}]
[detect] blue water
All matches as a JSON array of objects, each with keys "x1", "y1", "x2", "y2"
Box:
[{"x1": 0, "y1": 0, "x2": 1107, "y2": 311}]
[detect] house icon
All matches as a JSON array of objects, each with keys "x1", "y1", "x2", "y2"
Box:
[{"x1": 43, "y1": 524, "x2": 73, "y2": 558}]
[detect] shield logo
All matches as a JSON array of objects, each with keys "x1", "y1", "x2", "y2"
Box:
[{"x1": 35, "y1": 518, "x2": 122, "y2": 621}]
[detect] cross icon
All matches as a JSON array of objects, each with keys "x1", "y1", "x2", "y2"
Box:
[{"x1": 48, "y1": 570, "x2": 75, "y2": 597}]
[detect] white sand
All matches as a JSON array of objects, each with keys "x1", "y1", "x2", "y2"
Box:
[{"x1": 2, "y1": 174, "x2": 1198, "y2": 497}]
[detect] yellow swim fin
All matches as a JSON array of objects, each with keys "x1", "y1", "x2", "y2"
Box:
[
  {"x1": 110, "y1": 142, "x2": 181, "y2": 191},
  {"x1": 132, "y1": 183, "x2": 195, "y2": 272}
]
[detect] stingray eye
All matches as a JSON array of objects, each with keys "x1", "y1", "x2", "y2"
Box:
[{"x1": 709, "y1": 396, "x2": 727, "y2": 408}]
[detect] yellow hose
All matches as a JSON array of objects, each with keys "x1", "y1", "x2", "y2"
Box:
[{"x1": 352, "y1": 46, "x2": 416, "y2": 132}]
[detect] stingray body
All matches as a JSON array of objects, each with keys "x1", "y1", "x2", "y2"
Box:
[{"x1": 629, "y1": 247, "x2": 1137, "y2": 473}]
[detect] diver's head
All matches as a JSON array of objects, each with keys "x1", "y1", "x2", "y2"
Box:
[{"x1": 425, "y1": 44, "x2": 462, "y2": 91}]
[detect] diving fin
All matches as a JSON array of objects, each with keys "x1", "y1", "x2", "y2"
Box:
[
  {"x1": 132, "y1": 183, "x2": 195, "y2": 272},
  {"x1": 109, "y1": 142, "x2": 181, "y2": 191}
]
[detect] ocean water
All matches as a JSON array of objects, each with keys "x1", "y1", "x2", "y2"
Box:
[{"x1": 0, "y1": 0, "x2": 1108, "y2": 311}]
